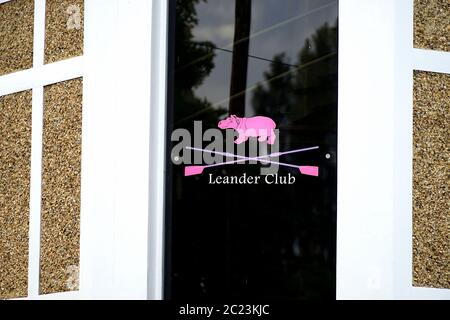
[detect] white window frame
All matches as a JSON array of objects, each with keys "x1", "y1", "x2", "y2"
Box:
[
  {"x1": 80, "y1": 0, "x2": 450, "y2": 300},
  {"x1": 79, "y1": 0, "x2": 156, "y2": 300},
  {"x1": 1, "y1": 0, "x2": 161, "y2": 300},
  {"x1": 392, "y1": 0, "x2": 450, "y2": 300},
  {"x1": 338, "y1": 0, "x2": 450, "y2": 299},
  {"x1": 79, "y1": 0, "x2": 166, "y2": 300}
]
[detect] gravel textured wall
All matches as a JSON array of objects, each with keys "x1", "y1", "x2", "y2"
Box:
[
  {"x1": 413, "y1": 71, "x2": 450, "y2": 289},
  {"x1": 0, "y1": 90, "x2": 32, "y2": 299}
]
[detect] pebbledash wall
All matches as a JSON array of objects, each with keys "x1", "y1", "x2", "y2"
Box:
[
  {"x1": 411, "y1": 0, "x2": 449, "y2": 290},
  {"x1": 1, "y1": 0, "x2": 83, "y2": 299},
  {"x1": 0, "y1": 0, "x2": 448, "y2": 300},
  {"x1": 0, "y1": 0, "x2": 156, "y2": 300}
]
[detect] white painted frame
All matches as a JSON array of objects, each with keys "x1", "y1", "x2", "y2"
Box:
[
  {"x1": 80, "y1": 0, "x2": 155, "y2": 299},
  {"x1": 2, "y1": 0, "x2": 160, "y2": 300},
  {"x1": 338, "y1": 0, "x2": 450, "y2": 299},
  {"x1": 3, "y1": 0, "x2": 448, "y2": 301},
  {"x1": 78, "y1": 0, "x2": 165, "y2": 300},
  {"x1": 147, "y1": 0, "x2": 168, "y2": 301}
]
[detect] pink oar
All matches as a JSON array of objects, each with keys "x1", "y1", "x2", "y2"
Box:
[
  {"x1": 185, "y1": 157, "x2": 256, "y2": 176},
  {"x1": 184, "y1": 146, "x2": 319, "y2": 177}
]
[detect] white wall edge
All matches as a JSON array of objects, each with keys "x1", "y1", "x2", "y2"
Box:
[
  {"x1": 80, "y1": 0, "x2": 153, "y2": 300},
  {"x1": 393, "y1": 0, "x2": 415, "y2": 301},
  {"x1": 28, "y1": 86, "x2": 44, "y2": 299},
  {"x1": 79, "y1": 0, "x2": 119, "y2": 299},
  {"x1": 337, "y1": 0, "x2": 396, "y2": 299},
  {"x1": 19, "y1": 291, "x2": 80, "y2": 300},
  {"x1": 112, "y1": 0, "x2": 153, "y2": 300},
  {"x1": 338, "y1": 0, "x2": 450, "y2": 300}
]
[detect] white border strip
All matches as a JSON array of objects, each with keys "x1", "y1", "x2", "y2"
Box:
[
  {"x1": 33, "y1": 0, "x2": 46, "y2": 68},
  {"x1": 80, "y1": 0, "x2": 154, "y2": 300},
  {"x1": 338, "y1": 0, "x2": 450, "y2": 300},
  {"x1": 112, "y1": 0, "x2": 152, "y2": 299},
  {"x1": 0, "y1": 56, "x2": 84, "y2": 97},
  {"x1": 147, "y1": 0, "x2": 168, "y2": 300},
  {"x1": 79, "y1": 0, "x2": 119, "y2": 300},
  {"x1": 32, "y1": 291, "x2": 81, "y2": 300},
  {"x1": 27, "y1": 0, "x2": 46, "y2": 300},
  {"x1": 14, "y1": 291, "x2": 80, "y2": 300},
  {"x1": 337, "y1": 0, "x2": 397, "y2": 300},
  {"x1": 393, "y1": 0, "x2": 414, "y2": 300},
  {"x1": 28, "y1": 86, "x2": 44, "y2": 298},
  {"x1": 413, "y1": 48, "x2": 450, "y2": 74}
]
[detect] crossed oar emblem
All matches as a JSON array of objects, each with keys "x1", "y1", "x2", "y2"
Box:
[{"x1": 184, "y1": 146, "x2": 320, "y2": 177}]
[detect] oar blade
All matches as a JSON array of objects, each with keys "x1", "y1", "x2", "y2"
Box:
[
  {"x1": 185, "y1": 166, "x2": 205, "y2": 176},
  {"x1": 299, "y1": 166, "x2": 319, "y2": 177}
]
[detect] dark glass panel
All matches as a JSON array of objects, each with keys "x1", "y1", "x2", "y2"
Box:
[{"x1": 166, "y1": 0, "x2": 338, "y2": 300}]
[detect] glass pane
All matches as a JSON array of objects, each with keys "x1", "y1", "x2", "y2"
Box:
[{"x1": 166, "y1": 0, "x2": 338, "y2": 299}]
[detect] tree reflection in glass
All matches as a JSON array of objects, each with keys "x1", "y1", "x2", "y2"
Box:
[{"x1": 167, "y1": 0, "x2": 338, "y2": 300}]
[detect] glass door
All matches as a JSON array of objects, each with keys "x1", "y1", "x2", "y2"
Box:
[{"x1": 165, "y1": 0, "x2": 338, "y2": 300}]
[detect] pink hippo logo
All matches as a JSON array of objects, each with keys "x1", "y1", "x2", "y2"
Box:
[{"x1": 218, "y1": 115, "x2": 277, "y2": 145}]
